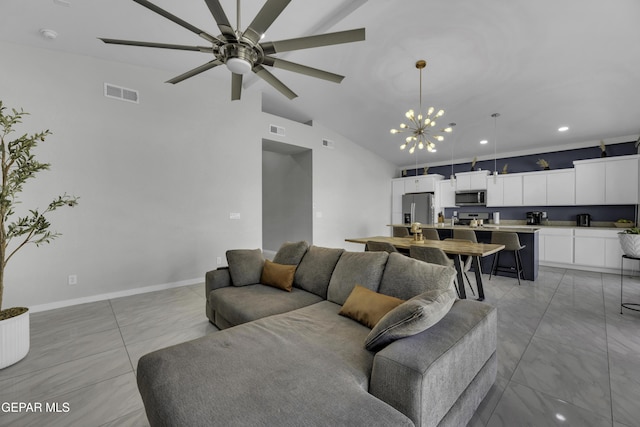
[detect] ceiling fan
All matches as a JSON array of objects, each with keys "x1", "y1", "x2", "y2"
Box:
[{"x1": 99, "y1": 0, "x2": 365, "y2": 100}]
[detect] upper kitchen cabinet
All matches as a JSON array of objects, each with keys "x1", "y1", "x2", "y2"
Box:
[
  {"x1": 455, "y1": 170, "x2": 490, "y2": 191},
  {"x1": 523, "y1": 169, "x2": 576, "y2": 206},
  {"x1": 574, "y1": 154, "x2": 639, "y2": 205},
  {"x1": 403, "y1": 174, "x2": 444, "y2": 193},
  {"x1": 436, "y1": 179, "x2": 456, "y2": 208},
  {"x1": 486, "y1": 174, "x2": 523, "y2": 206}
]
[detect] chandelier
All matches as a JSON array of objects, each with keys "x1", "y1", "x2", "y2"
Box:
[{"x1": 390, "y1": 60, "x2": 452, "y2": 154}]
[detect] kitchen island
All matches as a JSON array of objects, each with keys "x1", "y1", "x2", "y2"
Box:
[{"x1": 391, "y1": 224, "x2": 540, "y2": 281}]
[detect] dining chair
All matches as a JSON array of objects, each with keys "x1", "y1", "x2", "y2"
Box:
[
  {"x1": 445, "y1": 238, "x2": 476, "y2": 296},
  {"x1": 489, "y1": 231, "x2": 526, "y2": 285},
  {"x1": 409, "y1": 246, "x2": 463, "y2": 297},
  {"x1": 365, "y1": 241, "x2": 398, "y2": 254},
  {"x1": 453, "y1": 229, "x2": 478, "y2": 243}
]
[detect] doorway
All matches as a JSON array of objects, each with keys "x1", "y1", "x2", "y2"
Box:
[{"x1": 262, "y1": 140, "x2": 313, "y2": 253}]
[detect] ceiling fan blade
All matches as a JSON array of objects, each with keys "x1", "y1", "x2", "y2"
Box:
[
  {"x1": 253, "y1": 65, "x2": 297, "y2": 99},
  {"x1": 166, "y1": 60, "x2": 223, "y2": 84},
  {"x1": 203, "y1": 0, "x2": 236, "y2": 41},
  {"x1": 243, "y1": 0, "x2": 291, "y2": 45},
  {"x1": 99, "y1": 38, "x2": 213, "y2": 53},
  {"x1": 261, "y1": 28, "x2": 365, "y2": 54},
  {"x1": 132, "y1": 0, "x2": 220, "y2": 43},
  {"x1": 262, "y1": 57, "x2": 344, "y2": 83},
  {"x1": 231, "y1": 73, "x2": 243, "y2": 100}
]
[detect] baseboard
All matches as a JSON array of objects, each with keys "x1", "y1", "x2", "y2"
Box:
[
  {"x1": 540, "y1": 261, "x2": 639, "y2": 276},
  {"x1": 29, "y1": 277, "x2": 203, "y2": 313}
]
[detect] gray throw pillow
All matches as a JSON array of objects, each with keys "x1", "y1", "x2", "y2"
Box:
[
  {"x1": 226, "y1": 249, "x2": 264, "y2": 287},
  {"x1": 364, "y1": 285, "x2": 457, "y2": 352},
  {"x1": 272, "y1": 241, "x2": 309, "y2": 265},
  {"x1": 379, "y1": 252, "x2": 457, "y2": 300}
]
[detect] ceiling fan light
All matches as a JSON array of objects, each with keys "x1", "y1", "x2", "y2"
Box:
[
  {"x1": 435, "y1": 135, "x2": 444, "y2": 141},
  {"x1": 427, "y1": 107, "x2": 434, "y2": 116},
  {"x1": 406, "y1": 110, "x2": 414, "y2": 119},
  {"x1": 444, "y1": 127, "x2": 452, "y2": 133},
  {"x1": 418, "y1": 141, "x2": 424, "y2": 149},
  {"x1": 390, "y1": 129, "x2": 398, "y2": 134},
  {"x1": 400, "y1": 123, "x2": 407, "y2": 129},
  {"x1": 424, "y1": 118, "x2": 431, "y2": 126},
  {"x1": 400, "y1": 143, "x2": 407, "y2": 150},
  {"x1": 409, "y1": 146, "x2": 415, "y2": 154},
  {"x1": 436, "y1": 109, "x2": 445, "y2": 117},
  {"x1": 226, "y1": 57, "x2": 252, "y2": 75}
]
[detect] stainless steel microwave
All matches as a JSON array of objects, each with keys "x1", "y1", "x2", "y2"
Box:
[{"x1": 455, "y1": 190, "x2": 486, "y2": 206}]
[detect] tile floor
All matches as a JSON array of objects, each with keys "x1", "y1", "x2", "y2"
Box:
[{"x1": 0, "y1": 267, "x2": 638, "y2": 426}]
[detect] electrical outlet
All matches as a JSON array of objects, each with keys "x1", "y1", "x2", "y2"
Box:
[
  {"x1": 216, "y1": 257, "x2": 222, "y2": 266},
  {"x1": 229, "y1": 212, "x2": 241, "y2": 220},
  {"x1": 68, "y1": 274, "x2": 78, "y2": 286}
]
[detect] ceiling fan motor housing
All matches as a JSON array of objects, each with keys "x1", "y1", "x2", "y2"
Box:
[{"x1": 221, "y1": 43, "x2": 259, "y2": 74}]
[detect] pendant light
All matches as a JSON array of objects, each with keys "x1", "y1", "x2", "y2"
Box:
[{"x1": 390, "y1": 60, "x2": 452, "y2": 154}]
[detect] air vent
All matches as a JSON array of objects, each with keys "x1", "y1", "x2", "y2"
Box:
[
  {"x1": 269, "y1": 124, "x2": 285, "y2": 136},
  {"x1": 104, "y1": 83, "x2": 139, "y2": 104},
  {"x1": 322, "y1": 139, "x2": 335, "y2": 149}
]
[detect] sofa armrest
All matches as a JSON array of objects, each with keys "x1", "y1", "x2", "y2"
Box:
[
  {"x1": 205, "y1": 267, "x2": 232, "y2": 296},
  {"x1": 369, "y1": 300, "x2": 497, "y2": 427}
]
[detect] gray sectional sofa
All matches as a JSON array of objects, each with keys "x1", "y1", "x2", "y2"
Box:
[{"x1": 136, "y1": 242, "x2": 497, "y2": 427}]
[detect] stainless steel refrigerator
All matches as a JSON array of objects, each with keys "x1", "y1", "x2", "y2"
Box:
[{"x1": 402, "y1": 192, "x2": 434, "y2": 224}]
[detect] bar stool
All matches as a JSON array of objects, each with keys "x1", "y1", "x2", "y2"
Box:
[
  {"x1": 489, "y1": 231, "x2": 526, "y2": 285},
  {"x1": 422, "y1": 229, "x2": 440, "y2": 240},
  {"x1": 392, "y1": 226, "x2": 410, "y2": 237},
  {"x1": 409, "y1": 246, "x2": 465, "y2": 298},
  {"x1": 365, "y1": 241, "x2": 398, "y2": 253},
  {"x1": 453, "y1": 229, "x2": 478, "y2": 243}
]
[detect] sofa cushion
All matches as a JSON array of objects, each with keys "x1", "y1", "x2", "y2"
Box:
[
  {"x1": 364, "y1": 284, "x2": 457, "y2": 351},
  {"x1": 209, "y1": 285, "x2": 323, "y2": 328},
  {"x1": 327, "y1": 251, "x2": 389, "y2": 305},
  {"x1": 294, "y1": 246, "x2": 344, "y2": 298},
  {"x1": 272, "y1": 241, "x2": 309, "y2": 265},
  {"x1": 339, "y1": 285, "x2": 405, "y2": 329},
  {"x1": 261, "y1": 260, "x2": 296, "y2": 292},
  {"x1": 226, "y1": 249, "x2": 264, "y2": 286},
  {"x1": 378, "y1": 252, "x2": 456, "y2": 300}
]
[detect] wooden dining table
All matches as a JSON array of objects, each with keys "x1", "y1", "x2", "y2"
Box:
[{"x1": 345, "y1": 236, "x2": 505, "y2": 300}]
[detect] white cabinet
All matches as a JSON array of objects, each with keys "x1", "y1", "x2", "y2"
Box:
[
  {"x1": 546, "y1": 169, "x2": 575, "y2": 205},
  {"x1": 575, "y1": 161, "x2": 606, "y2": 205},
  {"x1": 486, "y1": 174, "x2": 523, "y2": 206},
  {"x1": 455, "y1": 170, "x2": 490, "y2": 191},
  {"x1": 523, "y1": 172, "x2": 547, "y2": 206},
  {"x1": 539, "y1": 228, "x2": 573, "y2": 264},
  {"x1": 486, "y1": 175, "x2": 504, "y2": 207},
  {"x1": 523, "y1": 169, "x2": 575, "y2": 206},
  {"x1": 574, "y1": 155, "x2": 639, "y2": 205},
  {"x1": 403, "y1": 175, "x2": 443, "y2": 193},
  {"x1": 502, "y1": 175, "x2": 524, "y2": 206},
  {"x1": 436, "y1": 179, "x2": 456, "y2": 209},
  {"x1": 605, "y1": 156, "x2": 639, "y2": 204},
  {"x1": 574, "y1": 228, "x2": 624, "y2": 269}
]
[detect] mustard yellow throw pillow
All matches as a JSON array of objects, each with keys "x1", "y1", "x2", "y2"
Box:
[
  {"x1": 339, "y1": 285, "x2": 405, "y2": 328},
  {"x1": 261, "y1": 259, "x2": 297, "y2": 292}
]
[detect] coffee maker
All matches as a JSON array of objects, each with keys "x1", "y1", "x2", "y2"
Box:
[{"x1": 526, "y1": 211, "x2": 543, "y2": 225}]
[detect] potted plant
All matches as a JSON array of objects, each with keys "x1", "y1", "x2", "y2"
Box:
[
  {"x1": 619, "y1": 227, "x2": 640, "y2": 258},
  {"x1": 0, "y1": 101, "x2": 78, "y2": 369}
]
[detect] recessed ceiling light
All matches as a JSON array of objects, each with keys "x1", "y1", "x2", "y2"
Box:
[
  {"x1": 558, "y1": 126, "x2": 569, "y2": 132},
  {"x1": 480, "y1": 140, "x2": 488, "y2": 145}
]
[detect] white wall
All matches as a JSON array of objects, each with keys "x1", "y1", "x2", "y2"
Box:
[
  {"x1": 260, "y1": 115, "x2": 396, "y2": 251},
  {"x1": 0, "y1": 41, "x2": 396, "y2": 311}
]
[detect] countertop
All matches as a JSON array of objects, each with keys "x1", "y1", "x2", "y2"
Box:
[{"x1": 390, "y1": 223, "x2": 626, "y2": 233}]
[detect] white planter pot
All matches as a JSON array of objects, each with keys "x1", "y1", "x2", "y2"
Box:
[
  {"x1": 619, "y1": 233, "x2": 640, "y2": 258},
  {"x1": 0, "y1": 308, "x2": 30, "y2": 369}
]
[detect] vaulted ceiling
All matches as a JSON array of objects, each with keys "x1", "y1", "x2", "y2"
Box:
[{"x1": 2, "y1": 0, "x2": 639, "y2": 167}]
